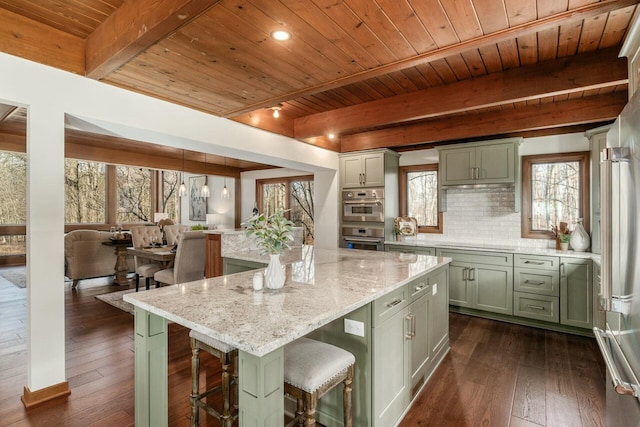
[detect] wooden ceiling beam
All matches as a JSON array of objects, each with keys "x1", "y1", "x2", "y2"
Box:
[
  {"x1": 340, "y1": 92, "x2": 627, "y2": 152},
  {"x1": 224, "y1": 0, "x2": 639, "y2": 118},
  {"x1": 294, "y1": 48, "x2": 627, "y2": 139},
  {"x1": 85, "y1": 0, "x2": 220, "y2": 79},
  {"x1": 0, "y1": 8, "x2": 84, "y2": 74}
]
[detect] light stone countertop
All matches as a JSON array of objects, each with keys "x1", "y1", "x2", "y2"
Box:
[
  {"x1": 384, "y1": 239, "x2": 600, "y2": 265},
  {"x1": 124, "y1": 246, "x2": 451, "y2": 357}
]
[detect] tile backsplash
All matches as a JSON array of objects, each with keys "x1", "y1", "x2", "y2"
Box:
[{"x1": 415, "y1": 187, "x2": 552, "y2": 249}]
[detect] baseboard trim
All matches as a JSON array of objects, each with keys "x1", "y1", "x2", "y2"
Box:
[{"x1": 21, "y1": 381, "x2": 71, "y2": 408}]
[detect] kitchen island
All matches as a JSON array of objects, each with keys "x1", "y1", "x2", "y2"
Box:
[{"x1": 124, "y1": 246, "x2": 451, "y2": 426}]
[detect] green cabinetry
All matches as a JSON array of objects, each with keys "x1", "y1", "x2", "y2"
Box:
[
  {"x1": 372, "y1": 266, "x2": 449, "y2": 427},
  {"x1": 437, "y1": 248, "x2": 513, "y2": 315},
  {"x1": 560, "y1": 257, "x2": 593, "y2": 329},
  {"x1": 386, "y1": 244, "x2": 436, "y2": 256},
  {"x1": 513, "y1": 254, "x2": 560, "y2": 323},
  {"x1": 339, "y1": 151, "x2": 385, "y2": 188},
  {"x1": 222, "y1": 258, "x2": 266, "y2": 275}
]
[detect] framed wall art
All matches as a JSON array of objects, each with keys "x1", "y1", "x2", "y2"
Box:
[{"x1": 189, "y1": 176, "x2": 207, "y2": 221}]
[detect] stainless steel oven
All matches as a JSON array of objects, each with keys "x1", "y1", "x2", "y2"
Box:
[
  {"x1": 342, "y1": 188, "x2": 384, "y2": 223},
  {"x1": 341, "y1": 227, "x2": 385, "y2": 251}
]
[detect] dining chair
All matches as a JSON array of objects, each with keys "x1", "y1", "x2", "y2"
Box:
[
  {"x1": 130, "y1": 225, "x2": 165, "y2": 291},
  {"x1": 154, "y1": 231, "x2": 206, "y2": 286},
  {"x1": 164, "y1": 224, "x2": 189, "y2": 246}
]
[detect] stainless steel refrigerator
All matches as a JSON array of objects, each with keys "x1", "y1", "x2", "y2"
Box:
[{"x1": 595, "y1": 89, "x2": 640, "y2": 426}]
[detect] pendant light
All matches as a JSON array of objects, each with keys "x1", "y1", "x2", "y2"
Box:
[
  {"x1": 201, "y1": 153, "x2": 210, "y2": 198},
  {"x1": 222, "y1": 157, "x2": 230, "y2": 199},
  {"x1": 178, "y1": 149, "x2": 187, "y2": 197}
]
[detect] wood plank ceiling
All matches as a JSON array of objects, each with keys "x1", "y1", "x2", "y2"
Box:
[{"x1": 0, "y1": 0, "x2": 637, "y2": 158}]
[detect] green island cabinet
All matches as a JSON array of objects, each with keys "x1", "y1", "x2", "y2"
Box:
[
  {"x1": 436, "y1": 248, "x2": 514, "y2": 316},
  {"x1": 372, "y1": 266, "x2": 449, "y2": 427},
  {"x1": 339, "y1": 149, "x2": 399, "y2": 189},
  {"x1": 222, "y1": 257, "x2": 266, "y2": 275},
  {"x1": 222, "y1": 255, "x2": 450, "y2": 427}
]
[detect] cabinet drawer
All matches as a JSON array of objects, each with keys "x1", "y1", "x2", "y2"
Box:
[
  {"x1": 435, "y1": 249, "x2": 513, "y2": 266},
  {"x1": 408, "y1": 276, "x2": 430, "y2": 301},
  {"x1": 387, "y1": 245, "x2": 436, "y2": 257},
  {"x1": 373, "y1": 286, "x2": 409, "y2": 326},
  {"x1": 514, "y1": 268, "x2": 559, "y2": 296},
  {"x1": 514, "y1": 292, "x2": 559, "y2": 323},
  {"x1": 514, "y1": 254, "x2": 559, "y2": 271}
]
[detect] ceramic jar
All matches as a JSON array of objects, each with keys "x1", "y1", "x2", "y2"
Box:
[
  {"x1": 264, "y1": 254, "x2": 285, "y2": 289},
  {"x1": 569, "y1": 218, "x2": 590, "y2": 252}
]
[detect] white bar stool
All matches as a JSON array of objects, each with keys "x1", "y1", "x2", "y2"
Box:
[
  {"x1": 189, "y1": 330, "x2": 238, "y2": 427},
  {"x1": 284, "y1": 337, "x2": 355, "y2": 427}
]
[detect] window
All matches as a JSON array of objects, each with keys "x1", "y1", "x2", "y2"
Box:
[
  {"x1": 257, "y1": 176, "x2": 314, "y2": 245},
  {"x1": 65, "y1": 160, "x2": 106, "y2": 223},
  {"x1": 160, "y1": 170, "x2": 180, "y2": 221},
  {"x1": 116, "y1": 165, "x2": 152, "y2": 223},
  {"x1": 399, "y1": 165, "x2": 443, "y2": 233},
  {"x1": 0, "y1": 151, "x2": 26, "y2": 262},
  {"x1": 522, "y1": 152, "x2": 590, "y2": 239}
]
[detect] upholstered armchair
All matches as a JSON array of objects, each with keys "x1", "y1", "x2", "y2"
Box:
[{"x1": 129, "y1": 225, "x2": 165, "y2": 291}]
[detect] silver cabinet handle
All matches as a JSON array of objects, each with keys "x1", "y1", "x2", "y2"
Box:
[
  {"x1": 524, "y1": 280, "x2": 545, "y2": 286},
  {"x1": 594, "y1": 327, "x2": 639, "y2": 397},
  {"x1": 405, "y1": 314, "x2": 416, "y2": 339},
  {"x1": 469, "y1": 267, "x2": 476, "y2": 281},
  {"x1": 560, "y1": 263, "x2": 565, "y2": 277},
  {"x1": 526, "y1": 304, "x2": 545, "y2": 310},
  {"x1": 462, "y1": 267, "x2": 468, "y2": 280},
  {"x1": 414, "y1": 283, "x2": 426, "y2": 292},
  {"x1": 524, "y1": 260, "x2": 544, "y2": 265},
  {"x1": 386, "y1": 298, "x2": 403, "y2": 308}
]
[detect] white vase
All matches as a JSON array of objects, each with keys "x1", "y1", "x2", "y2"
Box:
[
  {"x1": 264, "y1": 254, "x2": 285, "y2": 289},
  {"x1": 569, "y1": 218, "x2": 590, "y2": 252}
]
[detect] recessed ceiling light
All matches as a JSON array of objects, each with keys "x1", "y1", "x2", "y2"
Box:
[
  {"x1": 271, "y1": 30, "x2": 291, "y2": 41},
  {"x1": 328, "y1": 133, "x2": 336, "y2": 140}
]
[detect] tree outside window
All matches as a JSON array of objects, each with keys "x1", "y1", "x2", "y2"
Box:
[
  {"x1": 161, "y1": 170, "x2": 180, "y2": 221},
  {"x1": 0, "y1": 151, "x2": 26, "y2": 258},
  {"x1": 257, "y1": 176, "x2": 314, "y2": 245},
  {"x1": 522, "y1": 152, "x2": 589, "y2": 239},
  {"x1": 400, "y1": 165, "x2": 442, "y2": 233},
  {"x1": 65, "y1": 159, "x2": 105, "y2": 223},
  {"x1": 117, "y1": 166, "x2": 151, "y2": 223}
]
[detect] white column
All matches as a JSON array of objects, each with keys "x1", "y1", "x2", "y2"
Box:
[
  {"x1": 25, "y1": 105, "x2": 66, "y2": 392},
  {"x1": 313, "y1": 170, "x2": 339, "y2": 249}
]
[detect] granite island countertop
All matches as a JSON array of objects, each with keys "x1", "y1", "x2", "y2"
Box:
[{"x1": 125, "y1": 247, "x2": 451, "y2": 357}]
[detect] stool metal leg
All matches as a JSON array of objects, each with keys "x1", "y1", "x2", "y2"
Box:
[{"x1": 190, "y1": 340, "x2": 200, "y2": 427}]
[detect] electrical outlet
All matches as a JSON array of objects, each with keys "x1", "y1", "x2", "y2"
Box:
[
  {"x1": 432, "y1": 283, "x2": 438, "y2": 295},
  {"x1": 344, "y1": 319, "x2": 365, "y2": 337}
]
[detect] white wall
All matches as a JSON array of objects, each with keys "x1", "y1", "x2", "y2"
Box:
[
  {"x1": 180, "y1": 173, "x2": 235, "y2": 228},
  {"x1": 0, "y1": 51, "x2": 339, "y2": 394}
]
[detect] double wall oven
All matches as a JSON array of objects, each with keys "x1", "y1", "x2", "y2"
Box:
[{"x1": 341, "y1": 188, "x2": 385, "y2": 251}]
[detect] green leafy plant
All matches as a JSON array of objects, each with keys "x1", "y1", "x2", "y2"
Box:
[
  {"x1": 243, "y1": 210, "x2": 294, "y2": 255},
  {"x1": 190, "y1": 224, "x2": 204, "y2": 231},
  {"x1": 559, "y1": 233, "x2": 570, "y2": 243}
]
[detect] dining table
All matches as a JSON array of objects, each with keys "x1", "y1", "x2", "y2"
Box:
[{"x1": 127, "y1": 245, "x2": 176, "y2": 269}]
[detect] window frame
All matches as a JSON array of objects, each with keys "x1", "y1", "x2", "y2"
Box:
[
  {"x1": 256, "y1": 175, "x2": 314, "y2": 217},
  {"x1": 521, "y1": 151, "x2": 590, "y2": 240},
  {"x1": 399, "y1": 164, "x2": 443, "y2": 234}
]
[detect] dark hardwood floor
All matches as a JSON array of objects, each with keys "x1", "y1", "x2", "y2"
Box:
[{"x1": 0, "y1": 267, "x2": 605, "y2": 426}]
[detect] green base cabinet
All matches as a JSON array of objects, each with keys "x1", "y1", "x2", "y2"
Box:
[
  {"x1": 560, "y1": 257, "x2": 593, "y2": 329},
  {"x1": 386, "y1": 245, "x2": 436, "y2": 257},
  {"x1": 438, "y1": 249, "x2": 513, "y2": 316}
]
